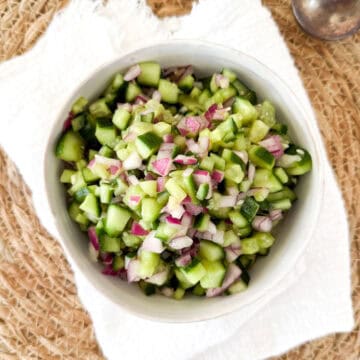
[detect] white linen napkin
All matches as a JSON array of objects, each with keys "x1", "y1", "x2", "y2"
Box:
[{"x1": 0, "y1": 0, "x2": 354, "y2": 359}]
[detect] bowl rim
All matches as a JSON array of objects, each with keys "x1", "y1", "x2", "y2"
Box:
[{"x1": 44, "y1": 39, "x2": 325, "y2": 323}]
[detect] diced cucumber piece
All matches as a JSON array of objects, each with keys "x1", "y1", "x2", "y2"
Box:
[
  {"x1": 267, "y1": 187, "x2": 297, "y2": 202},
  {"x1": 68, "y1": 201, "x2": 88, "y2": 225},
  {"x1": 89, "y1": 98, "x2": 112, "y2": 118},
  {"x1": 71, "y1": 96, "x2": 88, "y2": 115},
  {"x1": 192, "y1": 283, "x2": 206, "y2": 296},
  {"x1": 138, "y1": 250, "x2": 160, "y2": 278},
  {"x1": 155, "y1": 222, "x2": 179, "y2": 241},
  {"x1": 274, "y1": 167, "x2": 289, "y2": 184},
  {"x1": 125, "y1": 82, "x2": 141, "y2": 102},
  {"x1": 222, "y1": 68, "x2": 237, "y2": 82},
  {"x1": 240, "y1": 197, "x2": 259, "y2": 222},
  {"x1": 112, "y1": 108, "x2": 131, "y2": 130},
  {"x1": 249, "y1": 146, "x2": 275, "y2": 170},
  {"x1": 100, "y1": 234, "x2": 121, "y2": 253},
  {"x1": 113, "y1": 255, "x2": 125, "y2": 271},
  {"x1": 200, "y1": 260, "x2": 226, "y2": 289},
  {"x1": 178, "y1": 94, "x2": 203, "y2": 112},
  {"x1": 198, "y1": 89, "x2": 211, "y2": 105},
  {"x1": 104, "y1": 204, "x2": 131, "y2": 236},
  {"x1": 135, "y1": 132, "x2": 162, "y2": 159},
  {"x1": 165, "y1": 178, "x2": 187, "y2": 202},
  {"x1": 199, "y1": 157, "x2": 215, "y2": 172},
  {"x1": 196, "y1": 183, "x2": 209, "y2": 201},
  {"x1": 175, "y1": 269, "x2": 194, "y2": 289},
  {"x1": 227, "y1": 279, "x2": 248, "y2": 294},
  {"x1": 253, "y1": 168, "x2": 283, "y2": 193},
  {"x1": 173, "y1": 287, "x2": 186, "y2": 300},
  {"x1": 60, "y1": 169, "x2": 76, "y2": 183},
  {"x1": 232, "y1": 80, "x2": 257, "y2": 105},
  {"x1": 71, "y1": 114, "x2": 85, "y2": 132},
  {"x1": 139, "y1": 180, "x2": 157, "y2": 197},
  {"x1": 241, "y1": 237, "x2": 260, "y2": 255},
  {"x1": 285, "y1": 149, "x2": 312, "y2": 175},
  {"x1": 79, "y1": 193, "x2": 100, "y2": 218},
  {"x1": 137, "y1": 61, "x2": 161, "y2": 87},
  {"x1": 99, "y1": 183, "x2": 113, "y2": 204},
  {"x1": 158, "y1": 79, "x2": 179, "y2": 104},
  {"x1": 229, "y1": 210, "x2": 249, "y2": 228},
  {"x1": 180, "y1": 259, "x2": 206, "y2": 285},
  {"x1": 123, "y1": 185, "x2": 145, "y2": 210},
  {"x1": 157, "y1": 191, "x2": 170, "y2": 207},
  {"x1": 271, "y1": 198, "x2": 292, "y2": 210},
  {"x1": 199, "y1": 240, "x2": 224, "y2": 261},
  {"x1": 95, "y1": 120, "x2": 117, "y2": 147},
  {"x1": 254, "y1": 232, "x2": 275, "y2": 249},
  {"x1": 223, "y1": 230, "x2": 240, "y2": 247},
  {"x1": 74, "y1": 186, "x2": 90, "y2": 203},
  {"x1": 194, "y1": 213, "x2": 210, "y2": 232},
  {"x1": 153, "y1": 122, "x2": 171, "y2": 137},
  {"x1": 224, "y1": 164, "x2": 244, "y2": 184},
  {"x1": 190, "y1": 86, "x2": 202, "y2": 99},
  {"x1": 141, "y1": 198, "x2": 162, "y2": 222},
  {"x1": 122, "y1": 232, "x2": 142, "y2": 248},
  {"x1": 249, "y1": 120, "x2": 270, "y2": 143},
  {"x1": 56, "y1": 131, "x2": 85, "y2": 162},
  {"x1": 232, "y1": 97, "x2": 257, "y2": 124},
  {"x1": 139, "y1": 281, "x2": 156, "y2": 296},
  {"x1": 141, "y1": 112, "x2": 154, "y2": 123},
  {"x1": 210, "y1": 153, "x2": 226, "y2": 171},
  {"x1": 258, "y1": 100, "x2": 276, "y2": 127},
  {"x1": 183, "y1": 174, "x2": 198, "y2": 204},
  {"x1": 178, "y1": 74, "x2": 195, "y2": 92}
]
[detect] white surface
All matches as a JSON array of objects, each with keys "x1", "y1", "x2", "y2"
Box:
[
  {"x1": 0, "y1": 0, "x2": 354, "y2": 359},
  {"x1": 43, "y1": 41, "x2": 324, "y2": 322}
]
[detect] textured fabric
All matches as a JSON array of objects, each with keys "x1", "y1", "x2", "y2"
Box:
[{"x1": 0, "y1": 0, "x2": 356, "y2": 359}]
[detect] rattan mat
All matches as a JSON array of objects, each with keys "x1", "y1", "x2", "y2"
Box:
[{"x1": 0, "y1": 0, "x2": 359, "y2": 358}]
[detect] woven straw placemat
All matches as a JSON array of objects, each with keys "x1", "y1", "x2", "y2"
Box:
[{"x1": 0, "y1": 0, "x2": 359, "y2": 358}]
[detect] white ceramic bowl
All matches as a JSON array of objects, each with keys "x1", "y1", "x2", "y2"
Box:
[{"x1": 44, "y1": 41, "x2": 324, "y2": 322}]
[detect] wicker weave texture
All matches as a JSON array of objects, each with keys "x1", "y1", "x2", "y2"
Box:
[{"x1": 0, "y1": 0, "x2": 359, "y2": 358}]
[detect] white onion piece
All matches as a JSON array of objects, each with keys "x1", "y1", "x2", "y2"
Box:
[
  {"x1": 127, "y1": 175, "x2": 139, "y2": 185},
  {"x1": 127, "y1": 260, "x2": 141, "y2": 282},
  {"x1": 270, "y1": 209, "x2": 283, "y2": 222},
  {"x1": 146, "y1": 269, "x2": 169, "y2": 286},
  {"x1": 225, "y1": 246, "x2": 242, "y2": 263},
  {"x1": 152, "y1": 90, "x2": 162, "y2": 102},
  {"x1": 248, "y1": 163, "x2": 256, "y2": 182},
  {"x1": 175, "y1": 253, "x2": 192, "y2": 267},
  {"x1": 161, "y1": 287, "x2": 174, "y2": 297},
  {"x1": 88, "y1": 242, "x2": 99, "y2": 262},
  {"x1": 217, "y1": 195, "x2": 237, "y2": 208},
  {"x1": 233, "y1": 150, "x2": 248, "y2": 164}
]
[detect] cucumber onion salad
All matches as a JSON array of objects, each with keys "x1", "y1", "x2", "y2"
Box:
[{"x1": 56, "y1": 62, "x2": 312, "y2": 299}]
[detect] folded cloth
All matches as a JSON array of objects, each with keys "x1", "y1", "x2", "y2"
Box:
[{"x1": 0, "y1": 1, "x2": 353, "y2": 359}]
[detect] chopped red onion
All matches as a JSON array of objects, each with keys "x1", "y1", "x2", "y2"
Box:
[
  {"x1": 205, "y1": 104, "x2": 218, "y2": 121},
  {"x1": 88, "y1": 242, "x2": 99, "y2": 262},
  {"x1": 174, "y1": 155, "x2": 198, "y2": 165},
  {"x1": 175, "y1": 253, "x2": 192, "y2": 267},
  {"x1": 127, "y1": 259, "x2": 141, "y2": 282},
  {"x1": 182, "y1": 200, "x2": 204, "y2": 216},
  {"x1": 169, "y1": 236, "x2": 193, "y2": 250},
  {"x1": 223, "y1": 96, "x2": 235, "y2": 108},
  {"x1": 129, "y1": 195, "x2": 141, "y2": 206},
  {"x1": 152, "y1": 90, "x2": 162, "y2": 102},
  {"x1": 206, "y1": 264, "x2": 241, "y2": 297},
  {"x1": 181, "y1": 212, "x2": 193, "y2": 228},
  {"x1": 211, "y1": 170, "x2": 224, "y2": 184},
  {"x1": 259, "y1": 135, "x2": 284, "y2": 159},
  {"x1": 248, "y1": 163, "x2": 256, "y2": 182},
  {"x1": 157, "y1": 177, "x2": 166, "y2": 192},
  {"x1": 102, "y1": 265, "x2": 119, "y2": 276},
  {"x1": 225, "y1": 246, "x2": 242, "y2": 263},
  {"x1": 163, "y1": 134, "x2": 174, "y2": 143},
  {"x1": 127, "y1": 175, "x2": 139, "y2": 185},
  {"x1": 131, "y1": 222, "x2": 149, "y2": 236},
  {"x1": 123, "y1": 151, "x2": 142, "y2": 170},
  {"x1": 134, "y1": 94, "x2": 149, "y2": 105},
  {"x1": 252, "y1": 216, "x2": 273, "y2": 232},
  {"x1": 165, "y1": 215, "x2": 182, "y2": 225},
  {"x1": 270, "y1": 209, "x2": 283, "y2": 221},
  {"x1": 88, "y1": 227, "x2": 99, "y2": 251},
  {"x1": 63, "y1": 112, "x2": 74, "y2": 131},
  {"x1": 147, "y1": 269, "x2": 168, "y2": 286},
  {"x1": 124, "y1": 64, "x2": 141, "y2": 81},
  {"x1": 214, "y1": 73, "x2": 230, "y2": 89},
  {"x1": 141, "y1": 231, "x2": 164, "y2": 253},
  {"x1": 144, "y1": 173, "x2": 156, "y2": 180},
  {"x1": 213, "y1": 107, "x2": 231, "y2": 120},
  {"x1": 217, "y1": 195, "x2": 238, "y2": 208},
  {"x1": 152, "y1": 158, "x2": 172, "y2": 176}
]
